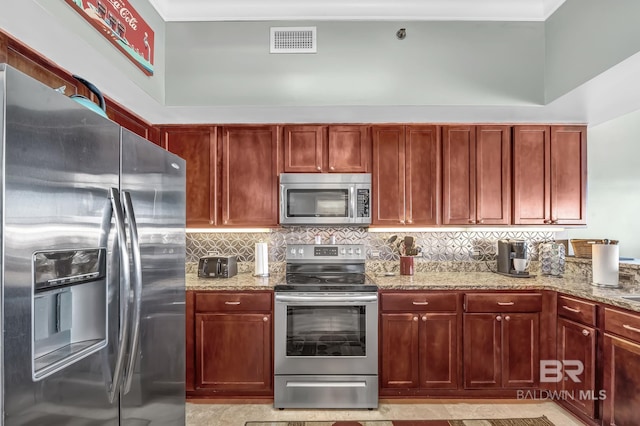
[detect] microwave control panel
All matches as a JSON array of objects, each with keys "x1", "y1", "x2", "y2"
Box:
[{"x1": 357, "y1": 189, "x2": 370, "y2": 218}]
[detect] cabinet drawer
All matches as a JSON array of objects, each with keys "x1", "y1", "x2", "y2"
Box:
[
  {"x1": 380, "y1": 292, "x2": 458, "y2": 312},
  {"x1": 464, "y1": 293, "x2": 542, "y2": 313},
  {"x1": 558, "y1": 295, "x2": 596, "y2": 326},
  {"x1": 604, "y1": 307, "x2": 640, "y2": 344},
  {"x1": 195, "y1": 291, "x2": 272, "y2": 313}
]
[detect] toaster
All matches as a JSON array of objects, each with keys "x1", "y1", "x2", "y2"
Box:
[{"x1": 198, "y1": 256, "x2": 238, "y2": 278}]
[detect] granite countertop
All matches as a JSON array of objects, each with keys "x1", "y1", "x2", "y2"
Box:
[{"x1": 186, "y1": 271, "x2": 640, "y2": 313}]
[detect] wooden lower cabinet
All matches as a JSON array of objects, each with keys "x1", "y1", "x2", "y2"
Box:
[
  {"x1": 603, "y1": 307, "x2": 640, "y2": 426},
  {"x1": 463, "y1": 293, "x2": 542, "y2": 390},
  {"x1": 556, "y1": 317, "x2": 597, "y2": 419},
  {"x1": 380, "y1": 292, "x2": 460, "y2": 394},
  {"x1": 186, "y1": 291, "x2": 273, "y2": 397}
]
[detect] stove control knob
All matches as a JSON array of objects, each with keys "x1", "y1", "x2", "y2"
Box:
[
  {"x1": 290, "y1": 248, "x2": 296, "y2": 256},
  {"x1": 298, "y1": 248, "x2": 304, "y2": 255},
  {"x1": 347, "y1": 248, "x2": 354, "y2": 255},
  {"x1": 355, "y1": 248, "x2": 362, "y2": 255},
  {"x1": 340, "y1": 248, "x2": 347, "y2": 255}
]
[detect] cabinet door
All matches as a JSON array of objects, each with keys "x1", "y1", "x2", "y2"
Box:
[
  {"x1": 195, "y1": 313, "x2": 272, "y2": 392},
  {"x1": 162, "y1": 127, "x2": 216, "y2": 227},
  {"x1": 443, "y1": 126, "x2": 476, "y2": 225},
  {"x1": 463, "y1": 313, "x2": 501, "y2": 388},
  {"x1": 502, "y1": 313, "x2": 539, "y2": 388},
  {"x1": 419, "y1": 313, "x2": 459, "y2": 389},
  {"x1": 476, "y1": 125, "x2": 511, "y2": 225},
  {"x1": 371, "y1": 126, "x2": 406, "y2": 225},
  {"x1": 550, "y1": 126, "x2": 587, "y2": 225},
  {"x1": 603, "y1": 333, "x2": 640, "y2": 426},
  {"x1": 513, "y1": 126, "x2": 551, "y2": 225},
  {"x1": 327, "y1": 125, "x2": 370, "y2": 173},
  {"x1": 282, "y1": 125, "x2": 324, "y2": 172},
  {"x1": 220, "y1": 126, "x2": 279, "y2": 226},
  {"x1": 406, "y1": 125, "x2": 441, "y2": 226},
  {"x1": 380, "y1": 313, "x2": 419, "y2": 389},
  {"x1": 557, "y1": 318, "x2": 596, "y2": 418}
]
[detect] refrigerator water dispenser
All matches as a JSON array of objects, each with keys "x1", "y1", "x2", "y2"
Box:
[{"x1": 32, "y1": 248, "x2": 108, "y2": 380}]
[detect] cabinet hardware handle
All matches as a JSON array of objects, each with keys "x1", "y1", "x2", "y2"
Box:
[
  {"x1": 407, "y1": 219, "x2": 413, "y2": 224},
  {"x1": 401, "y1": 220, "x2": 406, "y2": 224},
  {"x1": 582, "y1": 329, "x2": 590, "y2": 336},
  {"x1": 422, "y1": 316, "x2": 427, "y2": 321},
  {"x1": 623, "y1": 324, "x2": 640, "y2": 333},
  {"x1": 330, "y1": 166, "x2": 335, "y2": 171},
  {"x1": 562, "y1": 305, "x2": 581, "y2": 313},
  {"x1": 412, "y1": 301, "x2": 429, "y2": 305},
  {"x1": 224, "y1": 301, "x2": 241, "y2": 305},
  {"x1": 263, "y1": 316, "x2": 269, "y2": 322},
  {"x1": 468, "y1": 220, "x2": 475, "y2": 224},
  {"x1": 413, "y1": 316, "x2": 418, "y2": 322},
  {"x1": 497, "y1": 302, "x2": 515, "y2": 306},
  {"x1": 478, "y1": 219, "x2": 484, "y2": 224},
  {"x1": 496, "y1": 315, "x2": 502, "y2": 321},
  {"x1": 544, "y1": 219, "x2": 551, "y2": 224},
  {"x1": 316, "y1": 166, "x2": 322, "y2": 171},
  {"x1": 505, "y1": 315, "x2": 511, "y2": 321}
]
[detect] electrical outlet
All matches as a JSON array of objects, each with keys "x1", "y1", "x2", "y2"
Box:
[
  {"x1": 370, "y1": 250, "x2": 380, "y2": 258},
  {"x1": 207, "y1": 251, "x2": 219, "y2": 256}
]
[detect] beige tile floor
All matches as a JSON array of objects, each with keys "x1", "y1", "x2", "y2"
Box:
[{"x1": 186, "y1": 400, "x2": 585, "y2": 426}]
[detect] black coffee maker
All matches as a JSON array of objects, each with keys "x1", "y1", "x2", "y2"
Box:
[{"x1": 497, "y1": 239, "x2": 530, "y2": 277}]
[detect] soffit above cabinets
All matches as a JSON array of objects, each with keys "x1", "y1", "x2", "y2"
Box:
[{"x1": 147, "y1": 0, "x2": 566, "y2": 22}]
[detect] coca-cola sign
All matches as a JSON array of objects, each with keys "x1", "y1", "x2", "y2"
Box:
[{"x1": 65, "y1": 0, "x2": 155, "y2": 75}]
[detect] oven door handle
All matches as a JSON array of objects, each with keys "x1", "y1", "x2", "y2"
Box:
[
  {"x1": 349, "y1": 186, "x2": 356, "y2": 218},
  {"x1": 275, "y1": 294, "x2": 378, "y2": 303}
]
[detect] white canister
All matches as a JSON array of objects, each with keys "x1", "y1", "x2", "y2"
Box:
[
  {"x1": 254, "y1": 242, "x2": 269, "y2": 277},
  {"x1": 592, "y1": 244, "x2": 619, "y2": 287}
]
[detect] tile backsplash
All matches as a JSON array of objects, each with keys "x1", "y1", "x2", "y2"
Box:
[{"x1": 186, "y1": 227, "x2": 555, "y2": 266}]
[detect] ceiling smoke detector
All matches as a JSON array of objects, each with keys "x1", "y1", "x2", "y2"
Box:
[{"x1": 270, "y1": 27, "x2": 317, "y2": 54}]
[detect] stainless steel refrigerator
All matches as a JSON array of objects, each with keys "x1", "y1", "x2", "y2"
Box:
[{"x1": 0, "y1": 64, "x2": 186, "y2": 425}]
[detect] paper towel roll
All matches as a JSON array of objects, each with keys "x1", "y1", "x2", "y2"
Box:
[
  {"x1": 592, "y1": 244, "x2": 619, "y2": 287},
  {"x1": 254, "y1": 242, "x2": 269, "y2": 277}
]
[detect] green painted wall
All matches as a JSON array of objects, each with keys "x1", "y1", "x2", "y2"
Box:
[
  {"x1": 545, "y1": 0, "x2": 640, "y2": 102},
  {"x1": 165, "y1": 20, "x2": 544, "y2": 107}
]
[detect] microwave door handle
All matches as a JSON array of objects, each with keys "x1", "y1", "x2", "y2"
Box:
[
  {"x1": 216, "y1": 259, "x2": 222, "y2": 276},
  {"x1": 349, "y1": 186, "x2": 356, "y2": 218},
  {"x1": 280, "y1": 185, "x2": 286, "y2": 221}
]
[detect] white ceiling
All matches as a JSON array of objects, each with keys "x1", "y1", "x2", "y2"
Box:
[{"x1": 147, "y1": 0, "x2": 567, "y2": 22}]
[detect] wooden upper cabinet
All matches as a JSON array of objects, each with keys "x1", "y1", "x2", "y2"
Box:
[
  {"x1": 513, "y1": 125, "x2": 586, "y2": 225},
  {"x1": 162, "y1": 127, "x2": 217, "y2": 227},
  {"x1": 282, "y1": 125, "x2": 370, "y2": 173},
  {"x1": 372, "y1": 126, "x2": 406, "y2": 225},
  {"x1": 550, "y1": 126, "x2": 587, "y2": 225},
  {"x1": 282, "y1": 125, "x2": 324, "y2": 172},
  {"x1": 220, "y1": 125, "x2": 279, "y2": 227},
  {"x1": 371, "y1": 125, "x2": 440, "y2": 226},
  {"x1": 406, "y1": 126, "x2": 441, "y2": 226},
  {"x1": 328, "y1": 125, "x2": 370, "y2": 172},
  {"x1": 443, "y1": 125, "x2": 510, "y2": 225}
]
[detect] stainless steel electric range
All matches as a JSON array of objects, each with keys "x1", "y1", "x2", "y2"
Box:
[{"x1": 274, "y1": 244, "x2": 378, "y2": 409}]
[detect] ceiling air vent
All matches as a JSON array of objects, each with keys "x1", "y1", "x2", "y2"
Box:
[{"x1": 270, "y1": 27, "x2": 317, "y2": 54}]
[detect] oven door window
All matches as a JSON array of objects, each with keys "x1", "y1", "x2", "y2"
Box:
[
  {"x1": 286, "y1": 189, "x2": 349, "y2": 218},
  {"x1": 286, "y1": 306, "x2": 366, "y2": 357}
]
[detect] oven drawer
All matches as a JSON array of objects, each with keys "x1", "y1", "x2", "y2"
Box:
[
  {"x1": 380, "y1": 292, "x2": 458, "y2": 312},
  {"x1": 558, "y1": 295, "x2": 597, "y2": 326},
  {"x1": 274, "y1": 375, "x2": 378, "y2": 409},
  {"x1": 195, "y1": 291, "x2": 272, "y2": 313},
  {"x1": 464, "y1": 293, "x2": 542, "y2": 313}
]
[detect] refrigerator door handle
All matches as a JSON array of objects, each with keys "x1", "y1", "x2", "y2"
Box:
[
  {"x1": 108, "y1": 187, "x2": 133, "y2": 403},
  {"x1": 122, "y1": 191, "x2": 143, "y2": 394}
]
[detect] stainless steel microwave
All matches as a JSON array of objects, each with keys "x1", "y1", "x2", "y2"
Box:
[{"x1": 279, "y1": 173, "x2": 371, "y2": 226}]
